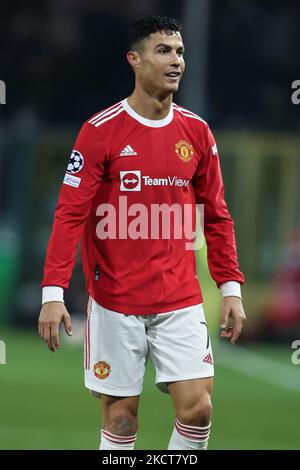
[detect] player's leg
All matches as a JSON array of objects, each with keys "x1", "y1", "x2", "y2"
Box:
[
  {"x1": 166, "y1": 377, "x2": 213, "y2": 450},
  {"x1": 99, "y1": 394, "x2": 140, "y2": 450},
  {"x1": 147, "y1": 303, "x2": 214, "y2": 450},
  {"x1": 84, "y1": 298, "x2": 148, "y2": 450}
]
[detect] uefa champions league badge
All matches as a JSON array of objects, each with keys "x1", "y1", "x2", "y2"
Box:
[{"x1": 67, "y1": 150, "x2": 84, "y2": 174}]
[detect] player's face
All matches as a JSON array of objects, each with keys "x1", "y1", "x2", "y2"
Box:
[{"x1": 137, "y1": 31, "x2": 185, "y2": 97}]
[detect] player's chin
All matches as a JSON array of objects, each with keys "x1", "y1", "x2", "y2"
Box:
[{"x1": 162, "y1": 82, "x2": 180, "y2": 94}]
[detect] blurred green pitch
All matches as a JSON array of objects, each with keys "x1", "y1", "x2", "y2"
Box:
[{"x1": 0, "y1": 328, "x2": 299, "y2": 450}]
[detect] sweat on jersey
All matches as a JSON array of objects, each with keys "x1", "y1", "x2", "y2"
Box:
[{"x1": 41, "y1": 99, "x2": 244, "y2": 315}]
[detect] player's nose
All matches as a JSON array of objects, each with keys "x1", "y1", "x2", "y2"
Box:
[{"x1": 170, "y1": 53, "x2": 181, "y2": 69}]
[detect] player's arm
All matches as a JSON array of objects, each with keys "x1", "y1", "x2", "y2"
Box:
[
  {"x1": 39, "y1": 121, "x2": 107, "y2": 352},
  {"x1": 192, "y1": 124, "x2": 246, "y2": 343}
]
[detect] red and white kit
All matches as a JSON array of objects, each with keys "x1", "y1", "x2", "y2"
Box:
[
  {"x1": 42, "y1": 99, "x2": 244, "y2": 395},
  {"x1": 42, "y1": 98, "x2": 244, "y2": 315}
]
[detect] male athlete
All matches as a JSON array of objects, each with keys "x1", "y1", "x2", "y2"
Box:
[{"x1": 38, "y1": 16, "x2": 246, "y2": 450}]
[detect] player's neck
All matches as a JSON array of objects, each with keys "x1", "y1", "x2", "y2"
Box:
[{"x1": 127, "y1": 89, "x2": 173, "y2": 121}]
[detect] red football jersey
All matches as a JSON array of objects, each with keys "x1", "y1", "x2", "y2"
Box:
[{"x1": 42, "y1": 99, "x2": 244, "y2": 314}]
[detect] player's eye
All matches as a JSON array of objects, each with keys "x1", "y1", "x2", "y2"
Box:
[{"x1": 158, "y1": 49, "x2": 168, "y2": 54}]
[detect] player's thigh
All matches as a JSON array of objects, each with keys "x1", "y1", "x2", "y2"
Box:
[
  {"x1": 85, "y1": 299, "x2": 148, "y2": 397},
  {"x1": 147, "y1": 304, "x2": 214, "y2": 393}
]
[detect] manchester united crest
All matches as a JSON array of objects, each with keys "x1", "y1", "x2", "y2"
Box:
[
  {"x1": 175, "y1": 140, "x2": 194, "y2": 163},
  {"x1": 93, "y1": 361, "x2": 111, "y2": 379}
]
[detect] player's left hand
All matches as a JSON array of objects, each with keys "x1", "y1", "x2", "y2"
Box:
[{"x1": 220, "y1": 297, "x2": 246, "y2": 344}]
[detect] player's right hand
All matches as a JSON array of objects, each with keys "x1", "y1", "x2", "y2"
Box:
[{"x1": 38, "y1": 302, "x2": 72, "y2": 353}]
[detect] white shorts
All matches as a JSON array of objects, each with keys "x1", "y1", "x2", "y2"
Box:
[{"x1": 84, "y1": 297, "x2": 214, "y2": 397}]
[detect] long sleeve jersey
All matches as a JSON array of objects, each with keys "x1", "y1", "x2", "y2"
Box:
[{"x1": 41, "y1": 98, "x2": 244, "y2": 314}]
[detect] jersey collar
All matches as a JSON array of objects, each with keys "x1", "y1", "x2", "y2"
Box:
[{"x1": 122, "y1": 98, "x2": 174, "y2": 128}]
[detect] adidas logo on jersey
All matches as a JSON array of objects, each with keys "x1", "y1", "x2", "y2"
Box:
[
  {"x1": 120, "y1": 145, "x2": 137, "y2": 156},
  {"x1": 203, "y1": 353, "x2": 213, "y2": 365}
]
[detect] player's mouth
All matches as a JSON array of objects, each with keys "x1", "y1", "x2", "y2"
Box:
[{"x1": 165, "y1": 71, "x2": 181, "y2": 81}]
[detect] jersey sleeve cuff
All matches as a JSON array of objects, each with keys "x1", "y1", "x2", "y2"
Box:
[
  {"x1": 42, "y1": 286, "x2": 64, "y2": 305},
  {"x1": 220, "y1": 281, "x2": 242, "y2": 299}
]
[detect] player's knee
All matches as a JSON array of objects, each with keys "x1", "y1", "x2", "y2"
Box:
[
  {"x1": 105, "y1": 407, "x2": 138, "y2": 436},
  {"x1": 178, "y1": 393, "x2": 212, "y2": 427}
]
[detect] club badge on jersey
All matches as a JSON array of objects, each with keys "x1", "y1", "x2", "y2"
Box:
[{"x1": 175, "y1": 140, "x2": 194, "y2": 163}]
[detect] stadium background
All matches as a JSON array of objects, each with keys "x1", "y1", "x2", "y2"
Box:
[{"x1": 0, "y1": 0, "x2": 300, "y2": 449}]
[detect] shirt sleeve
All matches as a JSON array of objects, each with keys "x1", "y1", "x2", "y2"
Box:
[
  {"x1": 192, "y1": 124, "x2": 245, "y2": 288},
  {"x1": 41, "y1": 121, "x2": 107, "y2": 289}
]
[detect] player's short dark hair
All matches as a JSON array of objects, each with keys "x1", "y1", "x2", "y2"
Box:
[{"x1": 128, "y1": 16, "x2": 182, "y2": 52}]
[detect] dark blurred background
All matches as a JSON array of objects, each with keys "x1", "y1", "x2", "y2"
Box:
[{"x1": 0, "y1": 0, "x2": 300, "y2": 450}]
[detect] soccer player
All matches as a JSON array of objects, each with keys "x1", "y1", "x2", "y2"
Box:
[{"x1": 38, "y1": 16, "x2": 246, "y2": 450}]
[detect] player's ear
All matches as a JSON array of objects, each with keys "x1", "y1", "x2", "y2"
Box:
[{"x1": 127, "y1": 51, "x2": 141, "y2": 72}]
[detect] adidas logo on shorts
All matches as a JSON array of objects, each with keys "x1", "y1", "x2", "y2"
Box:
[{"x1": 203, "y1": 353, "x2": 213, "y2": 365}]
